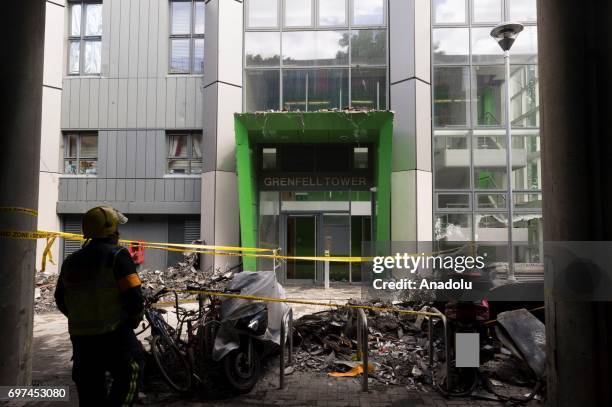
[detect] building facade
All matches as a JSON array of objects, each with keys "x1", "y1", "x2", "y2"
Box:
[{"x1": 38, "y1": 0, "x2": 539, "y2": 282}]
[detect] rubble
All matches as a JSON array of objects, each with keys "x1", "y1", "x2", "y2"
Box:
[
  {"x1": 34, "y1": 272, "x2": 59, "y2": 313},
  {"x1": 292, "y1": 299, "x2": 436, "y2": 389}
]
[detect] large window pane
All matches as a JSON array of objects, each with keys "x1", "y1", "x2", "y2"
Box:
[
  {"x1": 168, "y1": 135, "x2": 189, "y2": 157},
  {"x1": 510, "y1": 65, "x2": 538, "y2": 127},
  {"x1": 247, "y1": 0, "x2": 279, "y2": 28},
  {"x1": 308, "y1": 69, "x2": 348, "y2": 110},
  {"x1": 69, "y1": 41, "x2": 80, "y2": 74},
  {"x1": 509, "y1": 0, "x2": 537, "y2": 22},
  {"x1": 477, "y1": 193, "x2": 506, "y2": 209},
  {"x1": 65, "y1": 134, "x2": 78, "y2": 157},
  {"x1": 433, "y1": 28, "x2": 469, "y2": 64},
  {"x1": 319, "y1": 0, "x2": 347, "y2": 26},
  {"x1": 513, "y1": 214, "x2": 543, "y2": 263},
  {"x1": 474, "y1": 65, "x2": 505, "y2": 126},
  {"x1": 284, "y1": 0, "x2": 312, "y2": 27},
  {"x1": 170, "y1": 39, "x2": 190, "y2": 73},
  {"x1": 245, "y1": 69, "x2": 280, "y2": 111},
  {"x1": 351, "y1": 68, "x2": 386, "y2": 109},
  {"x1": 71, "y1": 4, "x2": 82, "y2": 36},
  {"x1": 475, "y1": 214, "x2": 508, "y2": 241},
  {"x1": 434, "y1": 66, "x2": 470, "y2": 127},
  {"x1": 192, "y1": 133, "x2": 202, "y2": 158},
  {"x1": 510, "y1": 26, "x2": 538, "y2": 64},
  {"x1": 434, "y1": 135, "x2": 470, "y2": 189},
  {"x1": 350, "y1": 30, "x2": 386, "y2": 66},
  {"x1": 474, "y1": 135, "x2": 507, "y2": 189},
  {"x1": 435, "y1": 213, "x2": 471, "y2": 241},
  {"x1": 282, "y1": 31, "x2": 348, "y2": 66},
  {"x1": 171, "y1": 1, "x2": 191, "y2": 35},
  {"x1": 80, "y1": 135, "x2": 98, "y2": 157},
  {"x1": 194, "y1": 1, "x2": 205, "y2": 34},
  {"x1": 283, "y1": 70, "x2": 307, "y2": 111},
  {"x1": 84, "y1": 41, "x2": 101, "y2": 74},
  {"x1": 353, "y1": 0, "x2": 384, "y2": 25},
  {"x1": 433, "y1": 0, "x2": 465, "y2": 24},
  {"x1": 193, "y1": 38, "x2": 204, "y2": 74},
  {"x1": 472, "y1": 27, "x2": 503, "y2": 64},
  {"x1": 245, "y1": 32, "x2": 280, "y2": 66},
  {"x1": 437, "y1": 194, "x2": 470, "y2": 209},
  {"x1": 512, "y1": 133, "x2": 541, "y2": 190},
  {"x1": 514, "y1": 193, "x2": 542, "y2": 209},
  {"x1": 85, "y1": 4, "x2": 103, "y2": 36},
  {"x1": 472, "y1": 0, "x2": 501, "y2": 23}
]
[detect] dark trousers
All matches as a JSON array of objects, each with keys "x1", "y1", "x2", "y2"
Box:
[{"x1": 71, "y1": 326, "x2": 144, "y2": 407}]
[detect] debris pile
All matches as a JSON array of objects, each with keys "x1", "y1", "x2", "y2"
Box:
[
  {"x1": 292, "y1": 299, "x2": 436, "y2": 389},
  {"x1": 34, "y1": 272, "x2": 59, "y2": 313}
]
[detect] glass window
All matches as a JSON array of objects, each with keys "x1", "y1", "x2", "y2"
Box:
[
  {"x1": 85, "y1": 4, "x2": 102, "y2": 36},
  {"x1": 472, "y1": 27, "x2": 503, "y2": 64},
  {"x1": 319, "y1": 0, "x2": 347, "y2": 26},
  {"x1": 510, "y1": 65, "x2": 538, "y2": 127},
  {"x1": 433, "y1": 0, "x2": 465, "y2": 24},
  {"x1": 70, "y1": 4, "x2": 82, "y2": 36},
  {"x1": 170, "y1": 39, "x2": 190, "y2": 73},
  {"x1": 247, "y1": 0, "x2": 279, "y2": 28},
  {"x1": 354, "y1": 147, "x2": 369, "y2": 169},
  {"x1": 68, "y1": 1, "x2": 102, "y2": 75},
  {"x1": 245, "y1": 69, "x2": 280, "y2": 111},
  {"x1": 351, "y1": 67, "x2": 386, "y2": 109},
  {"x1": 63, "y1": 133, "x2": 98, "y2": 175},
  {"x1": 472, "y1": 0, "x2": 501, "y2": 23},
  {"x1": 262, "y1": 148, "x2": 278, "y2": 170},
  {"x1": 171, "y1": 2, "x2": 191, "y2": 34},
  {"x1": 245, "y1": 32, "x2": 281, "y2": 66},
  {"x1": 350, "y1": 30, "x2": 386, "y2": 66},
  {"x1": 473, "y1": 65, "x2": 505, "y2": 126},
  {"x1": 510, "y1": 26, "x2": 538, "y2": 64},
  {"x1": 433, "y1": 28, "x2": 469, "y2": 64},
  {"x1": 514, "y1": 193, "x2": 542, "y2": 209},
  {"x1": 437, "y1": 194, "x2": 470, "y2": 209},
  {"x1": 477, "y1": 193, "x2": 506, "y2": 208},
  {"x1": 282, "y1": 31, "x2": 348, "y2": 66},
  {"x1": 475, "y1": 214, "x2": 508, "y2": 241},
  {"x1": 509, "y1": 0, "x2": 537, "y2": 22},
  {"x1": 474, "y1": 134, "x2": 507, "y2": 189},
  {"x1": 170, "y1": 1, "x2": 205, "y2": 74},
  {"x1": 167, "y1": 132, "x2": 202, "y2": 174},
  {"x1": 352, "y1": 0, "x2": 384, "y2": 25},
  {"x1": 512, "y1": 133, "x2": 541, "y2": 190},
  {"x1": 513, "y1": 214, "x2": 542, "y2": 263},
  {"x1": 434, "y1": 66, "x2": 470, "y2": 127},
  {"x1": 434, "y1": 135, "x2": 470, "y2": 189},
  {"x1": 282, "y1": 69, "x2": 348, "y2": 111},
  {"x1": 435, "y1": 213, "x2": 472, "y2": 241},
  {"x1": 284, "y1": 0, "x2": 312, "y2": 27},
  {"x1": 194, "y1": 1, "x2": 205, "y2": 34}
]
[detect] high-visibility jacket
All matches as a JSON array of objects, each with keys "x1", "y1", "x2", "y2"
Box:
[{"x1": 60, "y1": 243, "x2": 128, "y2": 335}]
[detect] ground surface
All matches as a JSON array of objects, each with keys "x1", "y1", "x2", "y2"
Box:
[{"x1": 19, "y1": 285, "x2": 542, "y2": 407}]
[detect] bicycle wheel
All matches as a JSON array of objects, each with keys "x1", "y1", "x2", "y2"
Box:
[{"x1": 151, "y1": 334, "x2": 192, "y2": 392}]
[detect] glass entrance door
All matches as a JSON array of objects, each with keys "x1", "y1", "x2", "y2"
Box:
[{"x1": 285, "y1": 215, "x2": 317, "y2": 281}]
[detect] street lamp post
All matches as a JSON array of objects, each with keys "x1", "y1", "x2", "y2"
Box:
[{"x1": 490, "y1": 22, "x2": 524, "y2": 281}]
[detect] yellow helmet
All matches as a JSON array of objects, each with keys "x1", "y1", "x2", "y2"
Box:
[{"x1": 82, "y1": 206, "x2": 128, "y2": 239}]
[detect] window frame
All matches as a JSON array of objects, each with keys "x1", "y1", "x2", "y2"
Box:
[
  {"x1": 67, "y1": 0, "x2": 103, "y2": 76},
  {"x1": 169, "y1": 0, "x2": 205, "y2": 75},
  {"x1": 63, "y1": 132, "x2": 99, "y2": 176},
  {"x1": 166, "y1": 131, "x2": 203, "y2": 175}
]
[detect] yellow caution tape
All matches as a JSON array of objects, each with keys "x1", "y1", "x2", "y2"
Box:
[
  {"x1": 0, "y1": 207, "x2": 39, "y2": 217},
  {"x1": 41, "y1": 236, "x2": 57, "y2": 273}
]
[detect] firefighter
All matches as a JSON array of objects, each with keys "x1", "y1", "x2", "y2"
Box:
[{"x1": 55, "y1": 206, "x2": 144, "y2": 406}]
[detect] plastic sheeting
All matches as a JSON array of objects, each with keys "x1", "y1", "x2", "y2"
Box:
[{"x1": 212, "y1": 271, "x2": 290, "y2": 361}]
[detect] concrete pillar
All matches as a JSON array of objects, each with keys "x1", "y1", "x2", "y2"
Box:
[
  {"x1": 0, "y1": 2, "x2": 46, "y2": 385},
  {"x1": 539, "y1": 1, "x2": 612, "y2": 405},
  {"x1": 388, "y1": 0, "x2": 433, "y2": 242},
  {"x1": 201, "y1": 0, "x2": 243, "y2": 272}
]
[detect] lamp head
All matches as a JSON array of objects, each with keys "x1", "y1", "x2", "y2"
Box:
[{"x1": 490, "y1": 22, "x2": 524, "y2": 52}]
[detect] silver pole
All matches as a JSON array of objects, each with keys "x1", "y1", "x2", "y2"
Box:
[{"x1": 504, "y1": 50, "x2": 515, "y2": 280}]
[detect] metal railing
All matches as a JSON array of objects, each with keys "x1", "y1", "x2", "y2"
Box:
[
  {"x1": 279, "y1": 307, "x2": 294, "y2": 389},
  {"x1": 355, "y1": 308, "x2": 369, "y2": 392}
]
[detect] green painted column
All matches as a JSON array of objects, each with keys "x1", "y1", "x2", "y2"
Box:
[
  {"x1": 234, "y1": 117, "x2": 258, "y2": 271},
  {"x1": 376, "y1": 118, "x2": 393, "y2": 242}
]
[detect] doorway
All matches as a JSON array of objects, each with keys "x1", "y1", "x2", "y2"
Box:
[{"x1": 285, "y1": 215, "x2": 317, "y2": 282}]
